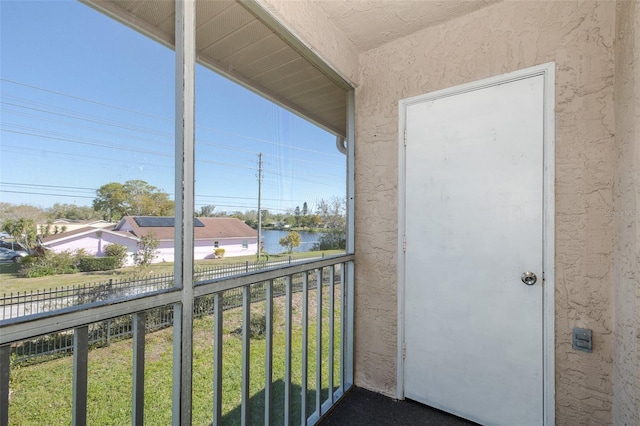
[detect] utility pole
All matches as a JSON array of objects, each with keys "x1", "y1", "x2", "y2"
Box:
[{"x1": 257, "y1": 152, "x2": 263, "y2": 260}]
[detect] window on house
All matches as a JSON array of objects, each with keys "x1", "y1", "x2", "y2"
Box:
[
  {"x1": 242, "y1": 240, "x2": 248, "y2": 249},
  {"x1": 214, "y1": 241, "x2": 219, "y2": 248}
]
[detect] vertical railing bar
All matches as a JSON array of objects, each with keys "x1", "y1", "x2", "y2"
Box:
[
  {"x1": 301, "y1": 272, "x2": 309, "y2": 425},
  {"x1": 264, "y1": 279, "x2": 273, "y2": 425},
  {"x1": 0, "y1": 345, "x2": 10, "y2": 426},
  {"x1": 172, "y1": 303, "x2": 182, "y2": 426},
  {"x1": 315, "y1": 269, "x2": 322, "y2": 417},
  {"x1": 213, "y1": 293, "x2": 223, "y2": 425},
  {"x1": 284, "y1": 275, "x2": 293, "y2": 425},
  {"x1": 132, "y1": 312, "x2": 146, "y2": 426},
  {"x1": 340, "y1": 262, "x2": 346, "y2": 391},
  {"x1": 241, "y1": 285, "x2": 251, "y2": 425},
  {"x1": 72, "y1": 326, "x2": 88, "y2": 426},
  {"x1": 328, "y1": 265, "x2": 335, "y2": 404},
  {"x1": 345, "y1": 260, "x2": 354, "y2": 387}
]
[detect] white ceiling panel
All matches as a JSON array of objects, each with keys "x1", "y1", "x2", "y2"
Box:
[{"x1": 82, "y1": 0, "x2": 350, "y2": 137}]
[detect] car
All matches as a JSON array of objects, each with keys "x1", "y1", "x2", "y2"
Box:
[
  {"x1": 0, "y1": 241, "x2": 30, "y2": 256},
  {"x1": 0, "y1": 247, "x2": 26, "y2": 263}
]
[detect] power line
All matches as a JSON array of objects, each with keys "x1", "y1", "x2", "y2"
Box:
[
  {"x1": 0, "y1": 182, "x2": 328, "y2": 206},
  {"x1": 2, "y1": 104, "x2": 343, "y2": 168},
  {"x1": 1, "y1": 129, "x2": 343, "y2": 179},
  {"x1": 2, "y1": 78, "x2": 342, "y2": 157},
  {"x1": 0, "y1": 189, "x2": 95, "y2": 199},
  {"x1": 2, "y1": 106, "x2": 173, "y2": 146},
  {"x1": 1, "y1": 78, "x2": 171, "y2": 122},
  {"x1": 197, "y1": 124, "x2": 342, "y2": 158},
  {"x1": 1, "y1": 182, "x2": 95, "y2": 192},
  {"x1": 1, "y1": 78, "x2": 347, "y2": 206},
  {"x1": 1, "y1": 100, "x2": 171, "y2": 138},
  {"x1": 0, "y1": 189, "x2": 296, "y2": 213},
  {"x1": 1, "y1": 145, "x2": 173, "y2": 171}
]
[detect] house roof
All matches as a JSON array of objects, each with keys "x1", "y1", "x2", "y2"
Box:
[
  {"x1": 40, "y1": 226, "x2": 138, "y2": 246},
  {"x1": 116, "y1": 216, "x2": 257, "y2": 241},
  {"x1": 38, "y1": 219, "x2": 114, "y2": 228}
]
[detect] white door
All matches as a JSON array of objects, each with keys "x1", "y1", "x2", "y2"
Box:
[{"x1": 401, "y1": 70, "x2": 551, "y2": 425}]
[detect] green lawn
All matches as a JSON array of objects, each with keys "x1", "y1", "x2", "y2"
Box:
[
  {"x1": 0, "y1": 250, "x2": 344, "y2": 294},
  {"x1": 8, "y1": 284, "x2": 342, "y2": 425}
]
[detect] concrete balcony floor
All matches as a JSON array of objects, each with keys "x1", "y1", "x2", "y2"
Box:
[{"x1": 319, "y1": 387, "x2": 478, "y2": 426}]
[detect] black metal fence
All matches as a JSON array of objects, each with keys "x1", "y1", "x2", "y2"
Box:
[
  {"x1": 1, "y1": 254, "x2": 321, "y2": 321},
  {"x1": 5, "y1": 257, "x2": 341, "y2": 364},
  {"x1": 1, "y1": 274, "x2": 173, "y2": 320}
]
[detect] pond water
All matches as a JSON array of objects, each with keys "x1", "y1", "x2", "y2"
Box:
[{"x1": 261, "y1": 229, "x2": 324, "y2": 254}]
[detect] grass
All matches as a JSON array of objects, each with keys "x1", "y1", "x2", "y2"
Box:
[
  {"x1": 8, "y1": 284, "x2": 342, "y2": 425},
  {"x1": 0, "y1": 250, "x2": 344, "y2": 294}
]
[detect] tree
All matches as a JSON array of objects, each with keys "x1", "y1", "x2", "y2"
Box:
[
  {"x1": 279, "y1": 231, "x2": 301, "y2": 254},
  {"x1": 302, "y1": 202, "x2": 308, "y2": 216},
  {"x1": 133, "y1": 233, "x2": 160, "y2": 268},
  {"x1": 123, "y1": 180, "x2": 173, "y2": 217},
  {"x1": 260, "y1": 209, "x2": 269, "y2": 224},
  {"x1": 294, "y1": 206, "x2": 301, "y2": 226},
  {"x1": 93, "y1": 180, "x2": 174, "y2": 221},
  {"x1": 316, "y1": 197, "x2": 346, "y2": 230},
  {"x1": 47, "y1": 203, "x2": 100, "y2": 221},
  {"x1": 93, "y1": 182, "x2": 127, "y2": 221},
  {"x1": 303, "y1": 214, "x2": 321, "y2": 229},
  {"x1": 0, "y1": 203, "x2": 47, "y2": 223},
  {"x1": 313, "y1": 197, "x2": 346, "y2": 250},
  {"x1": 2, "y1": 218, "x2": 37, "y2": 251},
  {"x1": 39, "y1": 219, "x2": 54, "y2": 238},
  {"x1": 198, "y1": 205, "x2": 216, "y2": 217}
]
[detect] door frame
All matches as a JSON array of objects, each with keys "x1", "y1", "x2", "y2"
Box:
[{"x1": 396, "y1": 62, "x2": 555, "y2": 425}]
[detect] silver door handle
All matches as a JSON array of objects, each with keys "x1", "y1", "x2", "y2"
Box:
[{"x1": 521, "y1": 271, "x2": 537, "y2": 286}]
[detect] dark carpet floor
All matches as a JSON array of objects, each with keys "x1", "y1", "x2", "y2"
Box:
[{"x1": 319, "y1": 387, "x2": 479, "y2": 426}]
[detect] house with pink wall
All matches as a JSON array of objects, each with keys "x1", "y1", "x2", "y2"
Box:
[
  {"x1": 41, "y1": 216, "x2": 258, "y2": 265},
  {"x1": 40, "y1": 226, "x2": 139, "y2": 265}
]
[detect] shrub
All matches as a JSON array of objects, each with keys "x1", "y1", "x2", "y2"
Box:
[
  {"x1": 104, "y1": 243, "x2": 128, "y2": 267},
  {"x1": 19, "y1": 255, "x2": 38, "y2": 267},
  {"x1": 78, "y1": 256, "x2": 120, "y2": 272},
  {"x1": 133, "y1": 234, "x2": 159, "y2": 268},
  {"x1": 19, "y1": 250, "x2": 79, "y2": 277},
  {"x1": 312, "y1": 230, "x2": 346, "y2": 251},
  {"x1": 214, "y1": 248, "x2": 225, "y2": 258}
]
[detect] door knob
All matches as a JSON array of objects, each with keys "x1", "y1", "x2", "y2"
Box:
[{"x1": 521, "y1": 271, "x2": 537, "y2": 286}]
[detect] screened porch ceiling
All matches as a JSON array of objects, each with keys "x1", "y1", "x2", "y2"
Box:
[{"x1": 81, "y1": 0, "x2": 498, "y2": 138}]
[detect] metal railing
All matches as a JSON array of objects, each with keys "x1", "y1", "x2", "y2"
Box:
[
  {"x1": 0, "y1": 254, "x2": 354, "y2": 425},
  {"x1": 9, "y1": 266, "x2": 338, "y2": 363}
]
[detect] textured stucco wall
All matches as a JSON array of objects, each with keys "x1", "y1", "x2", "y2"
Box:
[
  {"x1": 259, "y1": 0, "x2": 635, "y2": 423},
  {"x1": 355, "y1": 1, "x2": 616, "y2": 424},
  {"x1": 612, "y1": 0, "x2": 640, "y2": 424}
]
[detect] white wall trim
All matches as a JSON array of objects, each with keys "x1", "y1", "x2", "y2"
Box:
[{"x1": 396, "y1": 62, "x2": 556, "y2": 425}]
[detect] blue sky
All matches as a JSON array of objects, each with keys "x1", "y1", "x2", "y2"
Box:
[{"x1": 0, "y1": 0, "x2": 345, "y2": 215}]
